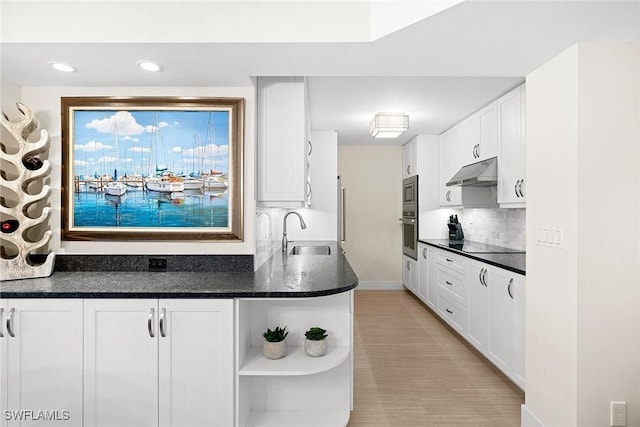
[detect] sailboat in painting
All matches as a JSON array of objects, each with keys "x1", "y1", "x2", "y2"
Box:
[{"x1": 103, "y1": 124, "x2": 127, "y2": 197}]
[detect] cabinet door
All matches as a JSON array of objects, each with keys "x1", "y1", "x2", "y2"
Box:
[
  {"x1": 510, "y1": 275, "x2": 526, "y2": 389},
  {"x1": 426, "y1": 248, "x2": 438, "y2": 309},
  {"x1": 486, "y1": 267, "x2": 511, "y2": 376},
  {"x1": 418, "y1": 245, "x2": 429, "y2": 302},
  {"x1": 439, "y1": 131, "x2": 462, "y2": 207},
  {"x1": 3, "y1": 299, "x2": 83, "y2": 427},
  {"x1": 0, "y1": 300, "x2": 6, "y2": 427},
  {"x1": 467, "y1": 263, "x2": 488, "y2": 353},
  {"x1": 456, "y1": 116, "x2": 480, "y2": 166},
  {"x1": 403, "y1": 138, "x2": 417, "y2": 178},
  {"x1": 158, "y1": 299, "x2": 234, "y2": 427},
  {"x1": 402, "y1": 256, "x2": 417, "y2": 294},
  {"x1": 497, "y1": 85, "x2": 526, "y2": 205},
  {"x1": 257, "y1": 77, "x2": 307, "y2": 206},
  {"x1": 478, "y1": 104, "x2": 498, "y2": 161},
  {"x1": 84, "y1": 300, "x2": 158, "y2": 427}
]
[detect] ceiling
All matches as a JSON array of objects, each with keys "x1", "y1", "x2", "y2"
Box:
[{"x1": 2, "y1": 1, "x2": 639, "y2": 145}]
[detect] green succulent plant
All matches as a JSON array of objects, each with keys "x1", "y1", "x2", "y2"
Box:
[
  {"x1": 262, "y1": 325, "x2": 288, "y2": 342},
  {"x1": 304, "y1": 327, "x2": 328, "y2": 341}
]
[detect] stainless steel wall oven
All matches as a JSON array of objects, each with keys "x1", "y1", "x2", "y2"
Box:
[{"x1": 402, "y1": 176, "x2": 418, "y2": 259}]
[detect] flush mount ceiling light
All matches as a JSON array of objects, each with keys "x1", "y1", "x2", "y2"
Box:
[
  {"x1": 369, "y1": 112, "x2": 409, "y2": 138},
  {"x1": 49, "y1": 62, "x2": 76, "y2": 73},
  {"x1": 136, "y1": 60, "x2": 162, "y2": 72}
]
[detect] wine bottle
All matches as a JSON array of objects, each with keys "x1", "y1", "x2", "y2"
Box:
[
  {"x1": 22, "y1": 155, "x2": 43, "y2": 171},
  {"x1": 1, "y1": 219, "x2": 19, "y2": 233}
]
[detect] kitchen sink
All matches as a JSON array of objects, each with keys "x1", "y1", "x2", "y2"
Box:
[{"x1": 289, "y1": 245, "x2": 331, "y2": 255}]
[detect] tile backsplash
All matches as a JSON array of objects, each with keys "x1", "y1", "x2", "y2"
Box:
[{"x1": 452, "y1": 208, "x2": 526, "y2": 250}]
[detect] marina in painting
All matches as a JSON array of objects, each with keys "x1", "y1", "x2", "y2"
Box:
[{"x1": 71, "y1": 109, "x2": 230, "y2": 229}]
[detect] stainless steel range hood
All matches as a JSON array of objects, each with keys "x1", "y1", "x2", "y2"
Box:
[{"x1": 446, "y1": 157, "x2": 498, "y2": 187}]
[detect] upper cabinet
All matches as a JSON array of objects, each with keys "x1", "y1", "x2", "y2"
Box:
[
  {"x1": 453, "y1": 104, "x2": 498, "y2": 167},
  {"x1": 257, "y1": 77, "x2": 311, "y2": 207},
  {"x1": 402, "y1": 137, "x2": 418, "y2": 178},
  {"x1": 497, "y1": 85, "x2": 526, "y2": 207},
  {"x1": 439, "y1": 130, "x2": 462, "y2": 207}
]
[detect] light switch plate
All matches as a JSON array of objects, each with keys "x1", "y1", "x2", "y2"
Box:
[{"x1": 535, "y1": 226, "x2": 563, "y2": 248}]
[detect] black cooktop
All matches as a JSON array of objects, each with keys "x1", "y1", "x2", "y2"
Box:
[{"x1": 438, "y1": 241, "x2": 525, "y2": 254}]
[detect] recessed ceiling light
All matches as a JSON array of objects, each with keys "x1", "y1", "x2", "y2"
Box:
[
  {"x1": 49, "y1": 62, "x2": 77, "y2": 73},
  {"x1": 137, "y1": 60, "x2": 162, "y2": 72}
]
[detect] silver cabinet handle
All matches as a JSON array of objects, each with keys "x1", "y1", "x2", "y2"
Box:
[
  {"x1": 407, "y1": 165, "x2": 411, "y2": 175},
  {"x1": 148, "y1": 307, "x2": 155, "y2": 338},
  {"x1": 482, "y1": 268, "x2": 487, "y2": 287},
  {"x1": 446, "y1": 258, "x2": 453, "y2": 263},
  {"x1": 507, "y1": 278, "x2": 514, "y2": 299},
  {"x1": 422, "y1": 248, "x2": 427, "y2": 259},
  {"x1": 514, "y1": 180, "x2": 520, "y2": 197},
  {"x1": 308, "y1": 140, "x2": 312, "y2": 156},
  {"x1": 0, "y1": 307, "x2": 4, "y2": 338},
  {"x1": 447, "y1": 191, "x2": 451, "y2": 202},
  {"x1": 160, "y1": 308, "x2": 166, "y2": 338},
  {"x1": 306, "y1": 180, "x2": 312, "y2": 200},
  {"x1": 476, "y1": 144, "x2": 480, "y2": 158},
  {"x1": 518, "y1": 179, "x2": 524, "y2": 198},
  {"x1": 445, "y1": 280, "x2": 453, "y2": 286},
  {"x1": 478, "y1": 269, "x2": 483, "y2": 285},
  {"x1": 445, "y1": 308, "x2": 453, "y2": 314},
  {"x1": 407, "y1": 261, "x2": 411, "y2": 271},
  {"x1": 7, "y1": 307, "x2": 15, "y2": 337}
]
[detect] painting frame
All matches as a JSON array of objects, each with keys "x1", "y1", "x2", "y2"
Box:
[{"x1": 61, "y1": 96, "x2": 244, "y2": 241}]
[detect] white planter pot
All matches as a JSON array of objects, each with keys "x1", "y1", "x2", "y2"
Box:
[
  {"x1": 304, "y1": 338, "x2": 328, "y2": 357},
  {"x1": 263, "y1": 340, "x2": 287, "y2": 360}
]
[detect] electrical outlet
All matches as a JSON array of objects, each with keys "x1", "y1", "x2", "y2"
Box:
[
  {"x1": 148, "y1": 257, "x2": 167, "y2": 272},
  {"x1": 611, "y1": 401, "x2": 626, "y2": 426}
]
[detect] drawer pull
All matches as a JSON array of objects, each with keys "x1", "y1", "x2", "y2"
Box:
[
  {"x1": 445, "y1": 308, "x2": 453, "y2": 314},
  {"x1": 446, "y1": 258, "x2": 453, "y2": 263},
  {"x1": 445, "y1": 280, "x2": 453, "y2": 286}
]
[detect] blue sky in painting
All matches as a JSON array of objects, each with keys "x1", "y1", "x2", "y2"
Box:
[{"x1": 73, "y1": 110, "x2": 229, "y2": 178}]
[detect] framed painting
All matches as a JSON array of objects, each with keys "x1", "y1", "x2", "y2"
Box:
[{"x1": 61, "y1": 97, "x2": 244, "y2": 241}]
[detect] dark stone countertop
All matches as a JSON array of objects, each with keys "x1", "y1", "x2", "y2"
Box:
[
  {"x1": 419, "y1": 239, "x2": 526, "y2": 276},
  {"x1": 0, "y1": 241, "x2": 358, "y2": 298}
]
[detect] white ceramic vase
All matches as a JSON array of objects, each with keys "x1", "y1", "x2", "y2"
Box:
[
  {"x1": 263, "y1": 340, "x2": 287, "y2": 360},
  {"x1": 304, "y1": 338, "x2": 328, "y2": 357}
]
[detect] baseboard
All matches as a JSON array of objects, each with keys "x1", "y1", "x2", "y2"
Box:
[
  {"x1": 356, "y1": 281, "x2": 404, "y2": 290},
  {"x1": 521, "y1": 405, "x2": 545, "y2": 427}
]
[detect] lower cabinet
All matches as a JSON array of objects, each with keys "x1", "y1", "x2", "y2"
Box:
[
  {"x1": 415, "y1": 245, "x2": 438, "y2": 309},
  {"x1": 84, "y1": 299, "x2": 234, "y2": 427},
  {"x1": 0, "y1": 298, "x2": 83, "y2": 427},
  {"x1": 420, "y1": 247, "x2": 525, "y2": 390},
  {"x1": 402, "y1": 255, "x2": 418, "y2": 294}
]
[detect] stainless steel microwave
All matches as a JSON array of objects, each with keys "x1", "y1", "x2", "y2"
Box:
[{"x1": 403, "y1": 176, "x2": 418, "y2": 207}]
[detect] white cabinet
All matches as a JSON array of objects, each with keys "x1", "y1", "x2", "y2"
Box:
[
  {"x1": 257, "y1": 76, "x2": 310, "y2": 207},
  {"x1": 478, "y1": 104, "x2": 499, "y2": 162},
  {"x1": 485, "y1": 267, "x2": 526, "y2": 389},
  {"x1": 402, "y1": 137, "x2": 417, "y2": 178},
  {"x1": 418, "y1": 244, "x2": 429, "y2": 303},
  {"x1": 236, "y1": 292, "x2": 353, "y2": 427},
  {"x1": 454, "y1": 115, "x2": 480, "y2": 167},
  {"x1": 435, "y1": 252, "x2": 468, "y2": 334},
  {"x1": 0, "y1": 299, "x2": 83, "y2": 427},
  {"x1": 84, "y1": 299, "x2": 234, "y2": 427},
  {"x1": 466, "y1": 261, "x2": 488, "y2": 352},
  {"x1": 402, "y1": 255, "x2": 418, "y2": 294},
  {"x1": 439, "y1": 130, "x2": 462, "y2": 207},
  {"x1": 497, "y1": 84, "x2": 526, "y2": 207}
]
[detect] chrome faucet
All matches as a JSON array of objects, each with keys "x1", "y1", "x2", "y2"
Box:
[{"x1": 282, "y1": 211, "x2": 307, "y2": 253}]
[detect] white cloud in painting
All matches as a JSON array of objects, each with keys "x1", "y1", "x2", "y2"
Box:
[
  {"x1": 132, "y1": 138, "x2": 139, "y2": 142},
  {"x1": 129, "y1": 146, "x2": 150, "y2": 153},
  {"x1": 75, "y1": 160, "x2": 89, "y2": 167},
  {"x1": 86, "y1": 111, "x2": 145, "y2": 136},
  {"x1": 75, "y1": 141, "x2": 113, "y2": 152},
  {"x1": 97, "y1": 156, "x2": 117, "y2": 164},
  {"x1": 121, "y1": 136, "x2": 132, "y2": 140},
  {"x1": 158, "y1": 121, "x2": 169, "y2": 128},
  {"x1": 171, "y1": 146, "x2": 182, "y2": 153},
  {"x1": 173, "y1": 121, "x2": 179, "y2": 125},
  {"x1": 182, "y1": 144, "x2": 229, "y2": 158}
]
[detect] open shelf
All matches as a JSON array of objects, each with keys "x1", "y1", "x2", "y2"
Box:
[
  {"x1": 239, "y1": 345, "x2": 349, "y2": 376},
  {"x1": 245, "y1": 409, "x2": 349, "y2": 427}
]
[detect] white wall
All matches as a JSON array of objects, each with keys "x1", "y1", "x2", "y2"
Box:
[
  {"x1": 15, "y1": 85, "x2": 255, "y2": 255},
  {"x1": 525, "y1": 42, "x2": 640, "y2": 427},
  {"x1": 338, "y1": 145, "x2": 401, "y2": 283}
]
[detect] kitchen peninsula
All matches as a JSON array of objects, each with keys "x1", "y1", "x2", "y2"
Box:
[{"x1": 0, "y1": 241, "x2": 357, "y2": 427}]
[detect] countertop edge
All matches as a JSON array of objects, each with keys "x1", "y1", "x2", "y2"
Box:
[{"x1": 419, "y1": 239, "x2": 526, "y2": 276}]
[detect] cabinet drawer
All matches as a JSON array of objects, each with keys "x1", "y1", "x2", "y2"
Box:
[
  {"x1": 437, "y1": 293, "x2": 466, "y2": 335},
  {"x1": 436, "y1": 252, "x2": 465, "y2": 275},
  {"x1": 437, "y1": 267, "x2": 467, "y2": 305}
]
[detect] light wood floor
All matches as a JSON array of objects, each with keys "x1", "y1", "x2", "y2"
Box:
[{"x1": 348, "y1": 290, "x2": 524, "y2": 427}]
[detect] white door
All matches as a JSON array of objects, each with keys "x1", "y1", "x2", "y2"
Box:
[
  {"x1": 478, "y1": 104, "x2": 498, "y2": 161},
  {"x1": 485, "y1": 267, "x2": 511, "y2": 376},
  {"x1": 467, "y1": 263, "x2": 488, "y2": 352},
  {"x1": 418, "y1": 245, "x2": 429, "y2": 302},
  {"x1": 5, "y1": 299, "x2": 83, "y2": 427},
  {"x1": 84, "y1": 299, "x2": 158, "y2": 427},
  {"x1": 509, "y1": 275, "x2": 526, "y2": 389},
  {"x1": 158, "y1": 299, "x2": 234, "y2": 427}
]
